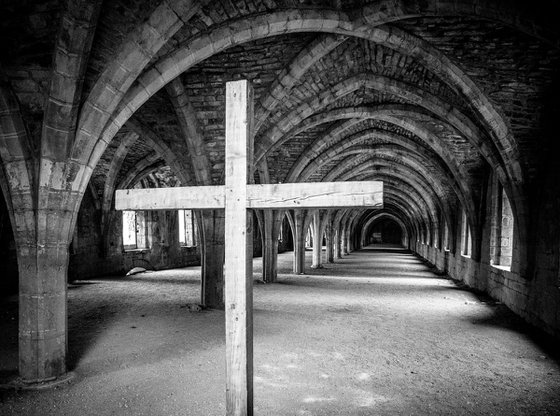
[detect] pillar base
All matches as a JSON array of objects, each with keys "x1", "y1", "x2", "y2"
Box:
[
  {"x1": 0, "y1": 371, "x2": 75, "y2": 391},
  {"x1": 310, "y1": 264, "x2": 323, "y2": 269}
]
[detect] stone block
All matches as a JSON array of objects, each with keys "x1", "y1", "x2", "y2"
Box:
[
  {"x1": 80, "y1": 105, "x2": 110, "y2": 142},
  {"x1": 168, "y1": 0, "x2": 201, "y2": 24},
  {"x1": 5, "y1": 160, "x2": 31, "y2": 191},
  {"x1": 70, "y1": 129, "x2": 95, "y2": 163}
]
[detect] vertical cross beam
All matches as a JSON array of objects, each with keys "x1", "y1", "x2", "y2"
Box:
[{"x1": 225, "y1": 80, "x2": 254, "y2": 416}]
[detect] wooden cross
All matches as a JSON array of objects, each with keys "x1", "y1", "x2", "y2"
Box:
[{"x1": 115, "y1": 80, "x2": 383, "y2": 416}]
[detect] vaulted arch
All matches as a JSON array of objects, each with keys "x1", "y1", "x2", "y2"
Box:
[{"x1": 359, "y1": 212, "x2": 410, "y2": 248}]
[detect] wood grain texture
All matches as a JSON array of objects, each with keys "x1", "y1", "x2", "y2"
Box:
[
  {"x1": 115, "y1": 186, "x2": 224, "y2": 210},
  {"x1": 224, "y1": 79, "x2": 254, "y2": 416},
  {"x1": 246, "y1": 181, "x2": 383, "y2": 209},
  {"x1": 115, "y1": 181, "x2": 383, "y2": 211}
]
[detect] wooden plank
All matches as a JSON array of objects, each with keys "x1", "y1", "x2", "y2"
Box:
[
  {"x1": 115, "y1": 186, "x2": 225, "y2": 210},
  {"x1": 246, "y1": 181, "x2": 383, "y2": 209},
  {"x1": 115, "y1": 180, "x2": 383, "y2": 211},
  {"x1": 224, "y1": 79, "x2": 254, "y2": 416}
]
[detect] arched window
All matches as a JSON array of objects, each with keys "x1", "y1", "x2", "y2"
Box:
[
  {"x1": 178, "y1": 209, "x2": 198, "y2": 247},
  {"x1": 490, "y1": 181, "x2": 514, "y2": 269},
  {"x1": 461, "y1": 210, "x2": 471, "y2": 257},
  {"x1": 443, "y1": 220, "x2": 450, "y2": 251},
  {"x1": 122, "y1": 210, "x2": 148, "y2": 250},
  {"x1": 278, "y1": 216, "x2": 285, "y2": 242},
  {"x1": 305, "y1": 226, "x2": 312, "y2": 248}
]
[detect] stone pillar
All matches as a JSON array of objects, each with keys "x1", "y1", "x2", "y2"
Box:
[
  {"x1": 0, "y1": 0, "x2": 102, "y2": 384},
  {"x1": 335, "y1": 227, "x2": 342, "y2": 259},
  {"x1": 311, "y1": 210, "x2": 323, "y2": 269},
  {"x1": 18, "y1": 208, "x2": 72, "y2": 383},
  {"x1": 343, "y1": 223, "x2": 350, "y2": 255},
  {"x1": 293, "y1": 210, "x2": 306, "y2": 274},
  {"x1": 200, "y1": 210, "x2": 225, "y2": 309},
  {"x1": 339, "y1": 224, "x2": 346, "y2": 256},
  {"x1": 325, "y1": 221, "x2": 334, "y2": 263},
  {"x1": 262, "y1": 210, "x2": 280, "y2": 283},
  {"x1": 346, "y1": 218, "x2": 353, "y2": 253},
  {"x1": 333, "y1": 219, "x2": 342, "y2": 259}
]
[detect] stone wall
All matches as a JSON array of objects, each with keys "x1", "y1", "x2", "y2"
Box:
[
  {"x1": 68, "y1": 192, "x2": 200, "y2": 280},
  {"x1": 0, "y1": 194, "x2": 17, "y2": 295},
  {"x1": 410, "y1": 135, "x2": 560, "y2": 339},
  {"x1": 413, "y1": 236, "x2": 559, "y2": 338}
]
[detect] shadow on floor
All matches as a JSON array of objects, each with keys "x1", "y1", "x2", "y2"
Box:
[
  {"x1": 469, "y1": 303, "x2": 560, "y2": 362},
  {"x1": 436, "y1": 279, "x2": 560, "y2": 365},
  {"x1": 66, "y1": 297, "x2": 120, "y2": 371}
]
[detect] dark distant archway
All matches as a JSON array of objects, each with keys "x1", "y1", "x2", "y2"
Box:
[{"x1": 367, "y1": 218, "x2": 403, "y2": 245}]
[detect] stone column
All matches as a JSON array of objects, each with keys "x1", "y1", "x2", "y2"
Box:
[
  {"x1": 334, "y1": 227, "x2": 342, "y2": 259},
  {"x1": 346, "y1": 217, "x2": 354, "y2": 253},
  {"x1": 262, "y1": 210, "x2": 280, "y2": 283},
  {"x1": 200, "y1": 210, "x2": 225, "y2": 309},
  {"x1": 293, "y1": 210, "x2": 306, "y2": 274},
  {"x1": 325, "y1": 221, "x2": 334, "y2": 263},
  {"x1": 339, "y1": 224, "x2": 346, "y2": 257},
  {"x1": 342, "y1": 223, "x2": 350, "y2": 255},
  {"x1": 17, "y1": 206, "x2": 73, "y2": 383},
  {"x1": 311, "y1": 210, "x2": 323, "y2": 269}
]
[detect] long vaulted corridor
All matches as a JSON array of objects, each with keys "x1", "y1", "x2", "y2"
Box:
[{"x1": 1, "y1": 246, "x2": 558, "y2": 415}]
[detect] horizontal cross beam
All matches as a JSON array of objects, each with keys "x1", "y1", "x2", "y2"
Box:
[{"x1": 115, "y1": 181, "x2": 383, "y2": 211}]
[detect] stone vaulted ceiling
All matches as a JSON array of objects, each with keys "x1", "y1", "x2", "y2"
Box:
[{"x1": 1, "y1": 0, "x2": 559, "y2": 262}]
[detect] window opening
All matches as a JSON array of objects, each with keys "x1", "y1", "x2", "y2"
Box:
[
  {"x1": 278, "y1": 217, "x2": 284, "y2": 242},
  {"x1": 305, "y1": 227, "x2": 312, "y2": 249},
  {"x1": 491, "y1": 181, "x2": 514, "y2": 269},
  {"x1": 123, "y1": 210, "x2": 137, "y2": 250},
  {"x1": 443, "y1": 221, "x2": 450, "y2": 251},
  {"x1": 123, "y1": 210, "x2": 148, "y2": 250},
  {"x1": 461, "y1": 210, "x2": 471, "y2": 257},
  {"x1": 178, "y1": 209, "x2": 198, "y2": 247}
]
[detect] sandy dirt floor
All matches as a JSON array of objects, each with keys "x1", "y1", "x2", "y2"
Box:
[{"x1": 1, "y1": 245, "x2": 559, "y2": 415}]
